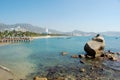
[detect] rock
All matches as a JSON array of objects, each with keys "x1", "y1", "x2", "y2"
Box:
[
  {"x1": 84, "y1": 34, "x2": 105, "y2": 58},
  {"x1": 106, "y1": 53, "x2": 118, "y2": 61},
  {"x1": 61, "y1": 52, "x2": 68, "y2": 56},
  {"x1": 71, "y1": 55, "x2": 79, "y2": 58},
  {"x1": 55, "y1": 77, "x2": 65, "y2": 80},
  {"x1": 80, "y1": 68, "x2": 85, "y2": 72},
  {"x1": 116, "y1": 52, "x2": 120, "y2": 55},
  {"x1": 80, "y1": 60, "x2": 85, "y2": 64},
  {"x1": 33, "y1": 76, "x2": 47, "y2": 80},
  {"x1": 79, "y1": 54, "x2": 85, "y2": 58},
  {"x1": 65, "y1": 75, "x2": 76, "y2": 80},
  {"x1": 90, "y1": 67, "x2": 94, "y2": 70}
]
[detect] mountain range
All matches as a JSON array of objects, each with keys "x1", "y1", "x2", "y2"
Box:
[{"x1": 0, "y1": 23, "x2": 120, "y2": 36}]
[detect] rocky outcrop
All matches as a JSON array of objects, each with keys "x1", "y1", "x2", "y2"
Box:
[
  {"x1": 79, "y1": 54, "x2": 85, "y2": 58},
  {"x1": 103, "y1": 51, "x2": 119, "y2": 61},
  {"x1": 84, "y1": 34, "x2": 105, "y2": 58}
]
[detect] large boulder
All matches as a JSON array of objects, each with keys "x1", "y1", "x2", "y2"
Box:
[{"x1": 84, "y1": 34, "x2": 105, "y2": 58}]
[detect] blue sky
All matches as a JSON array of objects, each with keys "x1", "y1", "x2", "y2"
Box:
[{"x1": 0, "y1": 0, "x2": 120, "y2": 32}]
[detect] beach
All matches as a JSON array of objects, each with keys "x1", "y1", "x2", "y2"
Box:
[{"x1": 0, "y1": 68, "x2": 14, "y2": 80}]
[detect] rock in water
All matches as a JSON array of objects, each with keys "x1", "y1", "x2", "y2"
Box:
[{"x1": 84, "y1": 34, "x2": 105, "y2": 58}]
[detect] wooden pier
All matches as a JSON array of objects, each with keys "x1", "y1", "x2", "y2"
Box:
[{"x1": 0, "y1": 37, "x2": 32, "y2": 43}]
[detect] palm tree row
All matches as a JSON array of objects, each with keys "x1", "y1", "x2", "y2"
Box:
[{"x1": 0, "y1": 30, "x2": 41, "y2": 39}]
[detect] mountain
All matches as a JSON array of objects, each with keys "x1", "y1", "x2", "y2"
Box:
[
  {"x1": 0, "y1": 23, "x2": 62, "y2": 34},
  {"x1": 100, "y1": 31, "x2": 120, "y2": 36},
  {"x1": 65, "y1": 30, "x2": 97, "y2": 36},
  {"x1": 1, "y1": 23, "x2": 120, "y2": 36}
]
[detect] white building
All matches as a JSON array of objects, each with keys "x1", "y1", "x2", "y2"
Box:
[
  {"x1": 15, "y1": 26, "x2": 26, "y2": 32},
  {"x1": 3, "y1": 26, "x2": 26, "y2": 32}
]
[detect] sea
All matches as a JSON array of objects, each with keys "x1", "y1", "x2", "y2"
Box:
[{"x1": 0, "y1": 36, "x2": 120, "y2": 80}]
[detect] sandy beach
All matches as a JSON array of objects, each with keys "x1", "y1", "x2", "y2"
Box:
[
  {"x1": 0, "y1": 36, "x2": 51, "y2": 46},
  {"x1": 0, "y1": 68, "x2": 14, "y2": 80},
  {"x1": 31, "y1": 35, "x2": 68, "y2": 39},
  {"x1": 0, "y1": 42, "x2": 10, "y2": 46}
]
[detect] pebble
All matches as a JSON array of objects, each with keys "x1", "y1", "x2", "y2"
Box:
[
  {"x1": 61, "y1": 52, "x2": 68, "y2": 56},
  {"x1": 33, "y1": 76, "x2": 47, "y2": 80},
  {"x1": 80, "y1": 60, "x2": 85, "y2": 64},
  {"x1": 80, "y1": 68, "x2": 85, "y2": 72},
  {"x1": 71, "y1": 55, "x2": 79, "y2": 58}
]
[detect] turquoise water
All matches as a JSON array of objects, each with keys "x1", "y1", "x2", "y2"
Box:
[{"x1": 0, "y1": 36, "x2": 120, "y2": 79}]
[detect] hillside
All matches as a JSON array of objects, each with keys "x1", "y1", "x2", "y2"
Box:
[
  {"x1": 0, "y1": 23, "x2": 62, "y2": 34},
  {"x1": 1, "y1": 23, "x2": 120, "y2": 36}
]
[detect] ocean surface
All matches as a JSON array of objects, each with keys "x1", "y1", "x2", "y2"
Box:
[{"x1": 0, "y1": 36, "x2": 120, "y2": 80}]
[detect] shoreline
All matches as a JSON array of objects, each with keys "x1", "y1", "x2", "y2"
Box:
[
  {"x1": 0, "y1": 42, "x2": 11, "y2": 46},
  {"x1": 0, "y1": 65, "x2": 14, "y2": 80},
  {"x1": 31, "y1": 35, "x2": 69, "y2": 39},
  {"x1": 0, "y1": 36, "x2": 69, "y2": 46}
]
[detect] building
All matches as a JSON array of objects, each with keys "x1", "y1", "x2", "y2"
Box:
[{"x1": 4, "y1": 26, "x2": 26, "y2": 32}]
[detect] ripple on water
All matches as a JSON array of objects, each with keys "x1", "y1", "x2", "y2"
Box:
[{"x1": 103, "y1": 60, "x2": 120, "y2": 71}]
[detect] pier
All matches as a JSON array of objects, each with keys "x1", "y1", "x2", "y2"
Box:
[{"x1": 0, "y1": 37, "x2": 32, "y2": 43}]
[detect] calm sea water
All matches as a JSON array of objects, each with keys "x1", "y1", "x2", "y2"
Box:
[{"x1": 0, "y1": 36, "x2": 120, "y2": 79}]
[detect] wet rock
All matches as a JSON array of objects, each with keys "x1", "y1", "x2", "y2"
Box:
[
  {"x1": 65, "y1": 75, "x2": 76, "y2": 80},
  {"x1": 116, "y1": 52, "x2": 120, "y2": 55},
  {"x1": 90, "y1": 67, "x2": 94, "y2": 70},
  {"x1": 55, "y1": 77, "x2": 65, "y2": 80},
  {"x1": 107, "y1": 53, "x2": 118, "y2": 61},
  {"x1": 109, "y1": 56, "x2": 118, "y2": 61},
  {"x1": 71, "y1": 55, "x2": 79, "y2": 58},
  {"x1": 79, "y1": 54, "x2": 85, "y2": 58},
  {"x1": 80, "y1": 68, "x2": 85, "y2": 72},
  {"x1": 61, "y1": 52, "x2": 68, "y2": 56},
  {"x1": 33, "y1": 76, "x2": 47, "y2": 80},
  {"x1": 80, "y1": 60, "x2": 85, "y2": 64},
  {"x1": 84, "y1": 34, "x2": 105, "y2": 58}
]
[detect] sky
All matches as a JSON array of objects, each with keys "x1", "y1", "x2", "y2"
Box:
[{"x1": 0, "y1": 0, "x2": 120, "y2": 32}]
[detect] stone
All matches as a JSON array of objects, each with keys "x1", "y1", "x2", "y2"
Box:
[
  {"x1": 84, "y1": 34, "x2": 105, "y2": 58},
  {"x1": 33, "y1": 76, "x2": 47, "y2": 80},
  {"x1": 90, "y1": 67, "x2": 94, "y2": 70},
  {"x1": 71, "y1": 55, "x2": 79, "y2": 58},
  {"x1": 80, "y1": 68, "x2": 85, "y2": 72},
  {"x1": 79, "y1": 54, "x2": 85, "y2": 58},
  {"x1": 65, "y1": 75, "x2": 76, "y2": 80},
  {"x1": 106, "y1": 53, "x2": 118, "y2": 61},
  {"x1": 80, "y1": 60, "x2": 85, "y2": 64},
  {"x1": 55, "y1": 77, "x2": 65, "y2": 80},
  {"x1": 61, "y1": 52, "x2": 68, "y2": 56}
]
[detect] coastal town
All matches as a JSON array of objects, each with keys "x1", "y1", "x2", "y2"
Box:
[{"x1": 0, "y1": 26, "x2": 58, "y2": 43}]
